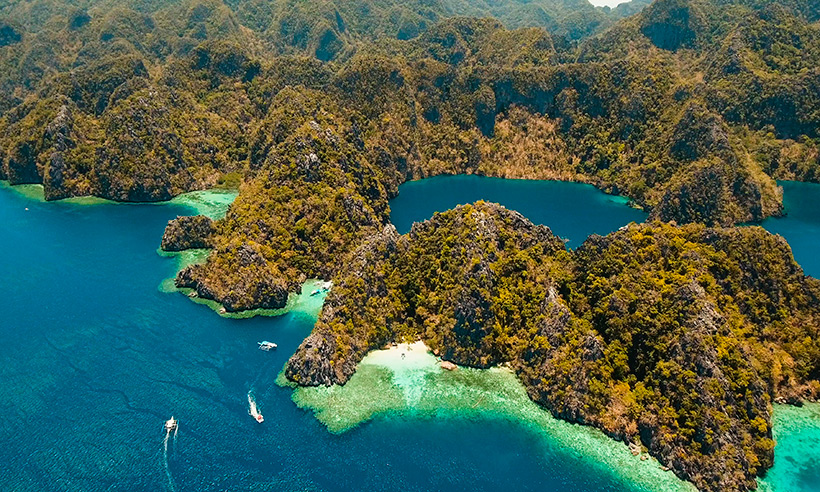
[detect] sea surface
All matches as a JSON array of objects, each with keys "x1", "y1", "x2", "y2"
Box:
[{"x1": 0, "y1": 177, "x2": 817, "y2": 491}]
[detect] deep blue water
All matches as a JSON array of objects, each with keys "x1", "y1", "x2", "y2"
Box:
[
  {"x1": 389, "y1": 176, "x2": 820, "y2": 280},
  {"x1": 389, "y1": 175, "x2": 647, "y2": 247},
  {"x1": 762, "y1": 181, "x2": 820, "y2": 278},
  {"x1": 0, "y1": 186, "x2": 650, "y2": 491}
]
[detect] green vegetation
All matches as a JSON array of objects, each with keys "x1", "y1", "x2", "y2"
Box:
[
  {"x1": 102, "y1": 0, "x2": 812, "y2": 312},
  {"x1": 1, "y1": 0, "x2": 817, "y2": 215},
  {"x1": 3, "y1": 2, "x2": 820, "y2": 489},
  {"x1": 285, "y1": 202, "x2": 820, "y2": 492}
]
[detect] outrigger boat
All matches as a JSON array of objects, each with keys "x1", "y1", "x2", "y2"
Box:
[{"x1": 258, "y1": 341, "x2": 277, "y2": 351}]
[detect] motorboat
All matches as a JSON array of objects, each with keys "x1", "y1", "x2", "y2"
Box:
[
  {"x1": 248, "y1": 394, "x2": 264, "y2": 423},
  {"x1": 165, "y1": 416, "x2": 178, "y2": 433},
  {"x1": 258, "y1": 341, "x2": 277, "y2": 351}
]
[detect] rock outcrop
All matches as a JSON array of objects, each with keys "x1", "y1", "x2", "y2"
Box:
[
  {"x1": 161, "y1": 215, "x2": 215, "y2": 251},
  {"x1": 639, "y1": 0, "x2": 706, "y2": 51},
  {"x1": 175, "y1": 244, "x2": 293, "y2": 312},
  {"x1": 285, "y1": 223, "x2": 406, "y2": 385},
  {"x1": 649, "y1": 103, "x2": 782, "y2": 226},
  {"x1": 285, "y1": 203, "x2": 568, "y2": 384}
]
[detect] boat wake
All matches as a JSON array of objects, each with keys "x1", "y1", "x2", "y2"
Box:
[
  {"x1": 248, "y1": 392, "x2": 264, "y2": 423},
  {"x1": 162, "y1": 419, "x2": 178, "y2": 492}
]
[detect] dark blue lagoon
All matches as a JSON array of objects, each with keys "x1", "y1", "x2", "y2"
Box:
[
  {"x1": 762, "y1": 181, "x2": 820, "y2": 278},
  {"x1": 389, "y1": 175, "x2": 647, "y2": 247}
]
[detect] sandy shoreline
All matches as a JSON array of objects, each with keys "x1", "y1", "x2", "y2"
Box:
[{"x1": 292, "y1": 340, "x2": 696, "y2": 491}]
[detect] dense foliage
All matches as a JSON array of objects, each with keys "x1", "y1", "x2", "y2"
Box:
[
  {"x1": 1, "y1": 0, "x2": 817, "y2": 212},
  {"x1": 77, "y1": 0, "x2": 812, "y2": 314},
  {"x1": 285, "y1": 203, "x2": 820, "y2": 492},
  {"x1": 5, "y1": 1, "x2": 820, "y2": 489}
]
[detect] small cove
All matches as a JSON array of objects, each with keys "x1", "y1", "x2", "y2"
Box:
[{"x1": 388, "y1": 175, "x2": 647, "y2": 247}]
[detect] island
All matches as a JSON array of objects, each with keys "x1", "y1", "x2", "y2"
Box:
[{"x1": 283, "y1": 202, "x2": 820, "y2": 492}]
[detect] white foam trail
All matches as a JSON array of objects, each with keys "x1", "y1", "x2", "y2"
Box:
[
  {"x1": 172, "y1": 425, "x2": 178, "y2": 459},
  {"x1": 248, "y1": 392, "x2": 264, "y2": 423},
  {"x1": 163, "y1": 430, "x2": 176, "y2": 492},
  {"x1": 247, "y1": 349, "x2": 277, "y2": 423}
]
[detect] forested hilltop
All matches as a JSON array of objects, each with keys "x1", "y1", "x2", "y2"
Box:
[{"x1": 3, "y1": 0, "x2": 816, "y2": 311}]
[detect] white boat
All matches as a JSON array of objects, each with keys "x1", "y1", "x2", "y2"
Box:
[
  {"x1": 164, "y1": 416, "x2": 178, "y2": 433},
  {"x1": 258, "y1": 341, "x2": 277, "y2": 351}
]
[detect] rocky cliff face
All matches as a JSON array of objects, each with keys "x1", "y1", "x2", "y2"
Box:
[
  {"x1": 286, "y1": 224, "x2": 406, "y2": 385},
  {"x1": 161, "y1": 216, "x2": 293, "y2": 313},
  {"x1": 286, "y1": 203, "x2": 569, "y2": 384},
  {"x1": 648, "y1": 103, "x2": 782, "y2": 226},
  {"x1": 175, "y1": 244, "x2": 294, "y2": 312},
  {"x1": 639, "y1": 0, "x2": 706, "y2": 51},
  {"x1": 285, "y1": 206, "x2": 820, "y2": 492}
]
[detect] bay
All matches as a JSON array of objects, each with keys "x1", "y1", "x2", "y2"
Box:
[
  {"x1": 2, "y1": 176, "x2": 819, "y2": 492},
  {"x1": 0, "y1": 183, "x2": 652, "y2": 491}
]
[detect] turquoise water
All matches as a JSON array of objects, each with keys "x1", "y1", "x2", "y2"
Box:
[
  {"x1": 762, "y1": 181, "x2": 820, "y2": 278},
  {"x1": 290, "y1": 342, "x2": 696, "y2": 492},
  {"x1": 759, "y1": 404, "x2": 820, "y2": 492},
  {"x1": 0, "y1": 183, "x2": 662, "y2": 492},
  {"x1": 389, "y1": 175, "x2": 647, "y2": 246}
]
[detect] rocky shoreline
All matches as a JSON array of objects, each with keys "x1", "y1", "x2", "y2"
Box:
[{"x1": 161, "y1": 215, "x2": 215, "y2": 251}]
